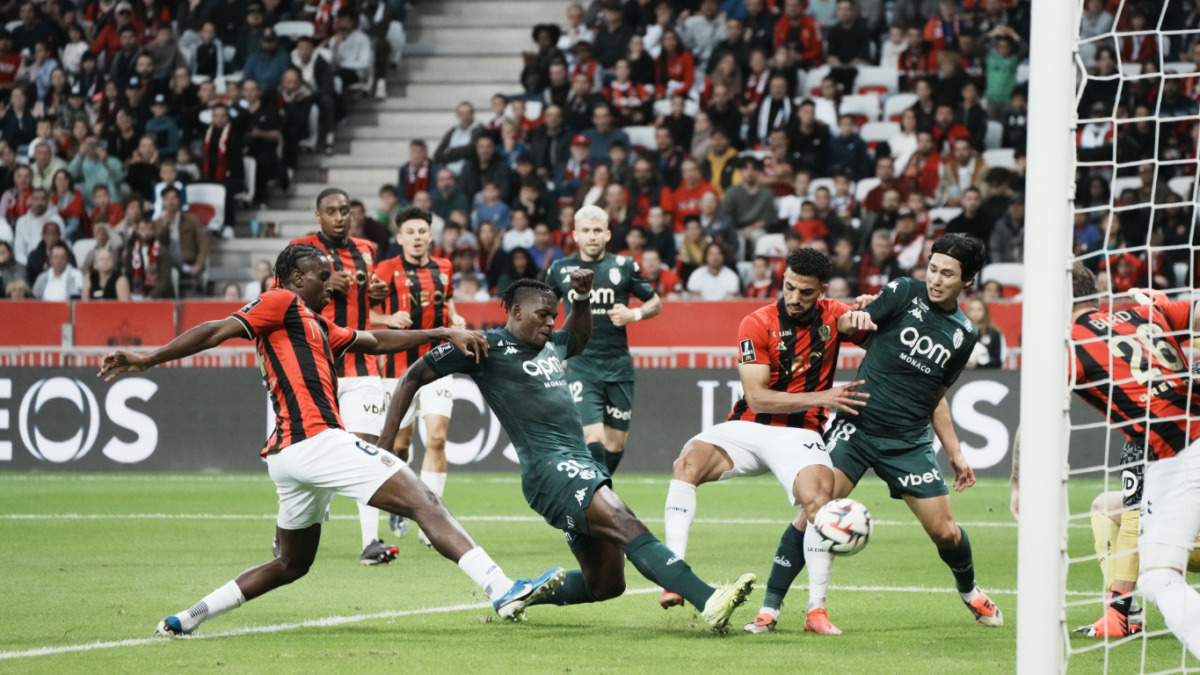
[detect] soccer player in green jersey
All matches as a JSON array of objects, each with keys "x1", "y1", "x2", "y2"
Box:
[
  {"x1": 755, "y1": 233, "x2": 1004, "y2": 633},
  {"x1": 546, "y1": 205, "x2": 662, "y2": 475},
  {"x1": 380, "y1": 271, "x2": 756, "y2": 632}
]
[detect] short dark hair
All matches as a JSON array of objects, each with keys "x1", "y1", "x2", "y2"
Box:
[
  {"x1": 316, "y1": 187, "x2": 349, "y2": 209},
  {"x1": 1072, "y1": 262, "x2": 1099, "y2": 307},
  {"x1": 395, "y1": 205, "x2": 432, "y2": 227},
  {"x1": 410, "y1": 139, "x2": 427, "y2": 150},
  {"x1": 740, "y1": 155, "x2": 763, "y2": 171},
  {"x1": 274, "y1": 243, "x2": 327, "y2": 287},
  {"x1": 160, "y1": 185, "x2": 181, "y2": 199},
  {"x1": 50, "y1": 240, "x2": 70, "y2": 255},
  {"x1": 785, "y1": 247, "x2": 833, "y2": 283},
  {"x1": 930, "y1": 233, "x2": 987, "y2": 285},
  {"x1": 500, "y1": 278, "x2": 555, "y2": 312}
]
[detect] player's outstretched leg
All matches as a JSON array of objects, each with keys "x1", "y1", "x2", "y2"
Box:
[
  {"x1": 368, "y1": 467, "x2": 564, "y2": 621},
  {"x1": 661, "y1": 439, "x2": 736, "y2": 609},
  {"x1": 905, "y1": 495, "x2": 1002, "y2": 627},
  {"x1": 1077, "y1": 492, "x2": 1142, "y2": 637},
  {"x1": 352, "y1": 432, "x2": 397, "y2": 565},
  {"x1": 157, "y1": 524, "x2": 321, "y2": 636},
  {"x1": 415, "y1": 413, "x2": 451, "y2": 548}
]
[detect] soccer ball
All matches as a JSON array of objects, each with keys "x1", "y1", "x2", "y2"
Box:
[{"x1": 812, "y1": 498, "x2": 873, "y2": 556}]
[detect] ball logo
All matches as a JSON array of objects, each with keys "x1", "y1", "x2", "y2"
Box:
[{"x1": 18, "y1": 378, "x2": 100, "y2": 463}]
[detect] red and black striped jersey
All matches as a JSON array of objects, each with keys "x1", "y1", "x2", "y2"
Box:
[
  {"x1": 728, "y1": 297, "x2": 856, "y2": 431},
  {"x1": 289, "y1": 232, "x2": 380, "y2": 378},
  {"x1": 1072, "y1": 301, "x2": 1198, "y2": 461},
  {"x1": 373, "y1": 255, "x2": 455, "y2": 378},
  {"x1": 232, "y1": 288, "x2": 357, "y2": 456}
]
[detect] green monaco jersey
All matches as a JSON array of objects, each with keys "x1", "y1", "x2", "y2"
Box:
[
  {"x1": 422, "y1": 328, "x2": 590, "y2": 468},
  {"x1": 547, "y1": 253, "x2": 657, "y2": 382},
  {"x1": 853, "y1": 276, "x2": 979, "y2": 436}
]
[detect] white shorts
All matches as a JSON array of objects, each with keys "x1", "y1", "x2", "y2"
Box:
[
  {"x1": 1140, "y1": 442, "x2": 1200, "y2": 572},
  {"x1": 689, "y1": 421, "x2": 832, "y2": 507},
  {"x1": 338, "y1": 376, "x2": 385, "y2": 437},
  {"x1": 265, "y1": 428, "x2": 404, "y2": 530},
  {"x1": 383, "y1": 375, "x2": 455, "y2": 428}
]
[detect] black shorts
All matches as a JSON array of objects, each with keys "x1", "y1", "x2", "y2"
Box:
[{"x1": 1120, "y1": 439, "x2": 1145, "y2": 510}]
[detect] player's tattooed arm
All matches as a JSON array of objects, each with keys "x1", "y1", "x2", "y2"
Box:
[
  {"x1": 563, "y1": 268, "x2": 595, "y2": 352},
  {"x1": 380, "y1": 359, "x2": 440, "y2": 451},
  {"x1": 97, "y1": 317, "x2": 248, "y2": 381},
  {"x1": 932, "y1": 388, "x2": 976, "y2": 492}
]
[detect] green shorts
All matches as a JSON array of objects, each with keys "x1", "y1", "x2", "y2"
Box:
[
  {"x1": 521, "y1": 451, "x2": 613, "y2": 554},
  {"x1": 567, "y1": 374, "x2": 634, "y2": 431},
  {"x1": 826, "y1": 418, "x2": 949, "y2": 500}
]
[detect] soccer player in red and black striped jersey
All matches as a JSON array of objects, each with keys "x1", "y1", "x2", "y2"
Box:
[
  {"x1": 290, "y1": 188, "x2": 398, "y2": 564},
  {"x1": 659, "y1": 248, "x2": 870, "y2": 629},
  {"x1": 98, "y1": 243, "x2": 566, "y2": 637},
  {"x1": 372, "y1": 206, "x2": 465, "y2": 546},
  {"x1": 1068, "y1": 265, "x2": 1200, "y2": 658}
]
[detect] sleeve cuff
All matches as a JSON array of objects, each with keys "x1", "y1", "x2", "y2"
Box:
[{"x1": 231, "y1": 314, "x2": 256, "y2": 340}]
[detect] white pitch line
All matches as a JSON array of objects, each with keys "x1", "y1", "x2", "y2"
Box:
[{"x1": 0, "y1": 583, "x2": 1096, "y2": 662}]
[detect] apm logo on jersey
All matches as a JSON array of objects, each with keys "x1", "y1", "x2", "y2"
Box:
[
  {"x1": 523, "y1": 355, "x2": 568, "y2": 388},
  {"x1": 898, "y1": 326, "x2": 952, "y2": 374}
]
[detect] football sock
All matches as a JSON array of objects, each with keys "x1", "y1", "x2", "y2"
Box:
[
  {"x1": 1140, "y1": 568, "x2": 1200, "y2": 659},
  {"x1": 587, "y1": 442, "x2": 607, "y2": 469},
  {"x1": 1113, "y1": 510, "x2": 1140, "y2": 587},
  {"x1": 936, "y1": 526, "x2": 977, "y2": 596},
  {"x1": 626, "y1": 531, "x2": 713, "y2": 611},
  {"x1": 175, "y1": 580, "x2": 245, "y2": 632},
  {"x1": 528, "y1": 570, "x2": 596, "y2": 606},
  {"x1": 1090, "y1": 511, "x2": 1120, "y2": 590},
  {"x1": 663, "y1": 479, "x2": 697, "y2": 559},
  {"x1": 457, "y1": 547, "x2": 514, "y2": 602},
  {"x1": 803, "y1": 523, "x2": 833, "y2": 612},
  {"x1": 358, "y1": 503, "x2": 380, "y2": 549},
  {"x1": 604, "y1": 449, "x2": 623, "y2": 475},
  {"x1": 420, "y1": 471, "x2": 447, "y2": 499},
  {"x1": 762, "y1": 523, "x2": 806, "y2": 612},
  {"x1": 1109, "y1": 591, "x2": 1133, "y2": 616}
]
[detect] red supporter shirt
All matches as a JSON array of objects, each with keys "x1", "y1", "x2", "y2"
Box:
[
  {"x1": 728, "y1": 297, "x2": 857, "y2": 431},
  {"x1": 0, "y1": 52, "x2": 19, "y2": 86},
  {"x1": 647, "y1": 267, "x2": 683, "y2": 296},
  {"x1": 232, "y1": 288, "x2": 357, "y2": 456},
  {"x1": 289, "y1": 232, "x2": 380, "y2": 378},
  {"x1": 373, "y1": 255, "x2": 455, "y2": 378},
  {"x1": 664, "y1": 181, "x2": 716, "y2": 232},
  {"x1": 1072, "y1": 301, "x2": 1199, "y2": 461}
]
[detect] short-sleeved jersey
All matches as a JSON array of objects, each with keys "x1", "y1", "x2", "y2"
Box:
[
  {"x1": 728, "y1": 297, "x2": 857, "y2": 431},
  {"x1": 853, "y1": 277, "x2": 978, "y2": 436},
  {"x1": 232, "y1": 288, "x2": 357, "y2": 456},
  {"x1": 423, "y1": 328, "x2": 587, "y2": 467},
  {"x1": 373, "y1": 255, "x2": 455, "y2": 378},
  {"x1": 547, "y1": 253, "x2": 657, "y2": 382},
  {"x1": 289, "y1": 232, "x2": 379, "y2": 379},
  {"x1": 1072, "y1": 301, "x2": 1198, "y2": 461}
]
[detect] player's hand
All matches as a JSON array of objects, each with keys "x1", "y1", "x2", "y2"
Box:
[
  {"x1": 98, "y1": 351, "x2": 150, "y2": 382},
  {"x1": 949, "y1": 453, "x2": 976, "y2": 492},
  {"x1": 443, "y1": 329, "x2": 489, "y2": 362},
  {"x1": 569, "y1": 268, "x2": 594, "y2": 297},
  {"x1": 450, "y1": 313, "x2": 467, "y2": 330},
  {"x1": 845, "y1": 310, "x2": 877, "y2": 332},
  {"x1": 327, "y1": 270, "x2": 352, "y2": 294},
  {"x1": 850, "y1": 294, "x2": 877, "y2": 311},
  {"x1": 367, "y1": 273, "x2": 389, "y2": 301},
  {"x1": 607, "y1": 303, "x2": 636, "y2": 326},
  {"x1": 1128, "y1": 287, "x2": 1168, "y2": 306},
  {"x1": 821, "y1": 380, "x2": 870, "y2": 415},
  {"x1": 1009, "y1": 483, "x2": 1019, "y2": 521},
  {"x1": 389, "y1": 310, "x2": 412, "y2": 329}
]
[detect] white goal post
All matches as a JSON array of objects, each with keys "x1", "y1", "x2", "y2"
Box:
[{"x1": 1017, "y1": 0, "x2": 1077, "y2": 672}]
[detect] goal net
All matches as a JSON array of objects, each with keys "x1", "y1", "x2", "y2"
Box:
[{"x1": 1021, "y1": 0, "x2": 1200, "y2": 672}]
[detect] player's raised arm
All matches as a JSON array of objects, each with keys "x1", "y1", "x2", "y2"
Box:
[
  {"x1": 349, "y1": 327, "x2": 489, "y2": 360},
  {"x1": 98, "y1": 317, "x2": 248, "y2": 381},
  {"x1": 562, "y1": 268, "x2": 595, "y2": 353}
]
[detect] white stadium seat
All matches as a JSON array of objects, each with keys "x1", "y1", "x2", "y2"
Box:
[
  {"x1": 855, "y1": 177, "x2": 881, "y2": 202},
  {"x1": 983, "y1": 148, "x2": 1016, "y2": 170},
  {"x1": 882, "y1": 93, "x2": 917, "y2": 121}
]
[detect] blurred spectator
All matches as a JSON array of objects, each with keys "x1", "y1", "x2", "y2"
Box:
[
  {"x1": 145, "y1": 25, "x2": 186, "y2": 83},
  {"x1": 241, "y1": 79, "x2": 283, "y2": 205},
  {"x1": 107, "y1": 107, "x2": 141, "y2": 165},
  {"x1": 243, "y1": 26, "x2": 290, "y2": 94},
  {"x1": 50, "y1": 169, "x2": 86, "y2": 241},
  {"x1": 81, "y1": 223, "x2": 124, "y2": 272},
  {"x1": 81, "y1": 246, "x2": 131, "y2": 300},
  {"x1": 697, "y1": 190, "x2": 734, "y2": 248},
  {"x1": 826, "y1": 276, "x2": 852, "y2": 301},
  {"x1": 557, "y1": 4, "x2": 594, "y2": 62},
  {"x1": 193, "y1": 22, "x2": 225, "y2": 80},
  {"x1": 145, "y1": 93, "x2": 182, "y2": 158},
  {"x1": 957, "y1": 82, "x2": 988, "y2": 151},
  {"x1": 678, "y1": 214, "x2": 709, "y2": 280},
  {"x1": 396, "y1": 139, "x2": 436, "y2": 204},
  {"x1": 774, "y1": 0, "x2": 823, "y2": 68},
  {"x1": 655, "y1": 29, "x2": 694, "y2": 98},
  {"x1": 106, "y1": 26, "x2": 142, "y2": 85},
  {"x1": 776, "y1": 170, "x2": 811, "y2": 225},
  {"x1": 528, "y1": 104, "x2": 568, "y2": 177},
  {"x1": 17, "y1": 41, "x2": 59, "y2": 103},
  {"x1": 641, "y1": 247, "x2": 682, "y2": 300},
  {"x1": 13, "y1": 2, "x2": 55, "y2": 56},
  {"x1": 455, "y1": 272, "x2": 490, "y2": 302},
  {"x1": 529, "y1": 221, "x2": 563, "y2": 273},
  {"x1": 940, "y1": 137, "x2": 989, "y2": 206},
  {"x1": 686, "y1": 241, "x2": 740, "y2": 299},
  {"x1": 542, "y1": 60, "x2": 571, "y2": 107},
  {"x1": 749, "y1": 73, "x2": 792, "y2": 147},
  {"x1": 722, "y1": 155, "x2": 776, "y2": 241},
  {"x1": 743, "y1": 0, "x2": 776, "y2": 50},
  {"x1": 581, "y1": 104, "x2": 629, "y2": 161},
  {"x1": 1, "y1": 85, "x2": 35, "y2": 148},
  {"x1": 790, "y1": 100, "x2": 830, "y2": 177},
  {"x1": 826, "y1": 0, "x2": 871, "y2": 66},
  {"x1": 667, "y1": 158, "x2": 716, "y2": 231},
  {"x1": 627, "y1": 34, "x2": 656, "y2": 85},
  {"x1": 1001, "y1": 88, "x2": 1027, "y2": 151},
  {"x1": 475, "y1": 181, "x2": 511, "y2": 231},
  {"x1": 435, "y1": 101, "x2": 482, "y2": 176},
  {"x1": 125, "y1": 215, "x2": 172, "y2": 298},
  {"x1": 348, "y1": 200, "x2": 390, "y2": 254},
  {"x1": 662, "y1": 94, "x2": 696, "y2": 151},
  {"x1": 595, "y1": 4, "x2": 633, "y2": 69},
  {"x1": 0, "y1": 239, "x2": 23, "y2": 293},
  {"x1": 243, "y1": 258, "x2": 273, "y2": 300},
  {"x1": 945, "y1": 187, "x2": 991, "y2": 242},
  {"x1": 498, "y1": 120, "x2": 530, "y2": 171},
  {"x1": 699, "y1": 128, "x2": 737, "y2": 197},
  {"x1": 461, "y1": 135, "x2": 513, "y2": 202},
  {"x1": 851, "y1": 230, "x2": 903, "y2": 295},
  {"x1": 745, "y1": 254, "x2": 779, "y2": 298},
  {"x1": 791, "y1": 200, "x2": 827, "y2": 243},
  {"x1": 903, "y1": 130, "x2": 941, "y2": 201},
  {"x1": 989, "y1": 193, "x2": 1025, "y2": 263},
  {"x1": 13, "y1": 188, "x2": 62, "y2": 265},
  {"x1": 291, "y1": 37, "x2": 337, "y2": 154},
  {"x1": 32, "y1": 240, "x2": 82, "y2": 299},
  {"x1": 829, "y1": 114, "x2": 870, "y2": 180},
  {"x1": 521, "y1": 24, "x2": 563, "y2": 95},
  {"x1": 199, "y1": 103, "x2": 242, "y2": 226},
  {"x1": 554, "y1": 133, "x2": 592, "y2": 206},
  {"x1": 431, "y1": 168, "x2": 470, "y2": 221},
  {"x1": 359, "y1": 0, "x2": 395, "y2": 100},
  {"x1": 125, "y1": 135, "x2": 160, "y2": 200},
  {"x1": 890, "y1": 208, "x2": 924, "y2": 271},
  {"x1": 572, "y1": 161, "x2": 610, "y2": 210},
  {"x1": 602, "y1": 58, "x2": 654, "y2": 126},
  {"x1": 219, "y1": 282, "x2": 241, "y2": 300},
  {"x1": 155, "y1": 185, "x2": 208, "y2": 295},
  {"x1": 710, "y1": 16, "x2": 749, "y2": 75},
  {"x1": 811, "y1": 186, "x2": 848, "y2": 243},
  {"x1": 494, "y1": 246, "x2": 538, "y2": 292},
  {"x1": 328, "y1": 12, "x2": 371, "y2": 98},
  {"x1": 29, "y1": 139, "x2": 63, "y2": 190},
  {"x1": 681, "y1": 0, "x2": 726, "y2": 73},
  {"x1": 601, "y1": 182, "x2": 632, "y2": 237},
  {"x1": 69, "y1": 138, "x2": 124, "y2": 208}
]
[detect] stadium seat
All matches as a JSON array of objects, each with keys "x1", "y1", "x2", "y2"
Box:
[
  {"x1": 653, "y1": 99, "x2": 698, "y2": 117},
  {"x1": 72, "y1": 238, "x2": 96, "y2": 267},
  {"x1": 1164, "y1": 61, "x2": 1197, "y2": 73},
  {"x1": 985, "y1": 120, "x2": 1003, "y2": 149},
  {"x1": 809, "y1": 177, "x2": 836, "y2": 197},
  {"x1": 854, "y1": 177, "x2": 880, "y2": 202},
  {"x1": 982, "y1": 148, "x2": 1016, "y2": 170},
  {"x1": 736, "y1": 260, "x2": 755, "y2": 287},
  {"x1": 1016, "y1": 63, "x2": 1030, "y2": 84},
  {"x1": 624, "y1": 125, "x2": 656, "y2": 151},
  {"x1": 4, "y1": 19, "x2": 20, "y2": 32},
  {"x1": 240, "y1": 157, "x2": 257, "y2": 204},
  {"x1": 736, "y1": 149, "x2": 771, "y2": 161},
  {"x1": 839, "y1": 93, "x2": 881, "y2": 124},
  {"x1": 387, "y1": 21, "x2": 406, "y2": 68},
  {"x1": 187, "y1": 184, "x2": 227, "y2": 233},
  {"x1": 980, "y1": 262, "x2": 1024, "y2": 291},
  {"x1": 1168, "y1": 176, "x2": 1195, "y2": 199},
  {"x1": 273, "y1": 20, "x2": 314, "y2": 39},
  {"x1": 800, "y1": 64, "x2": 831, "y2": 97},
  {"x1": 854, "y1": 66, "x2": 899, "y2": 95},
  {"x1": 1120, "y1": 62, "x2": 1143, "y2": 77},
  {"x1": 860, "y1": 121, "x2": 899, "y2": 150},
  {"x1": 754, "y1": 233, "x2": 786, "y2": 257},
  {"x1": 928, "y1": 207, "x2": 962, "y2": 224},
  {"x1": 524, "y1": 100, "x2": 543, "y2": 119},
  {"x1": 882, "y1": 93, "x2": 917, "y2": 121},
  {"x1": 1109, "y1": 176, "x2": 1144, "y2": 199}
]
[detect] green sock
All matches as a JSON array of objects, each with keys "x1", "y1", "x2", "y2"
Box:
[
  {"x1": 528, "y1": 569, "x2": 596, "y2": 606},
  {"x1": 937, "y1": 526, "x2": 976, "y2": 594},
  {"x1": 587, "y1": 442, "x2": 608, "y2": 472},
  {"x1": 604, "y1": 449, "x2": 623, "y2": 475},
  {"x1": 626, "y1": 531, "x2": 714, "y2": 611},
  {"x1": 763, "y1": 523, "x2": 806, "y2": 611}
]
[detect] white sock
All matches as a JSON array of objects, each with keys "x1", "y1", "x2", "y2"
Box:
[
  {"x1": 1131, "y1": 595, "x2": 1141, "y2": 613},
  {"x1": 176, "y1": 580, "x2": 245, "y2": 632},
  {"x1": 457, "y1": 547, "x2": 514, "y2": 602},
  {"x1": 663, "y1": 480, "x2": 697, "y2": 559},
  {"x1": 757, "y1": 606, "x2": 781, "y2": 620},
  {"x1": 420, "y1": 471, "x2": 447, "y2": 498},
  {"x1": 358, "y1": 502, "x2": 380, "y2": 549},
  {"x1": 960, "y1": 586, "x2": 981, "y2": 603},
  {"x1": 1141, "y1": 568, "x2": 1200, "y2": 659},
  {"x1": 804, "y1": 523, "x2": 833, "y2": 612}
]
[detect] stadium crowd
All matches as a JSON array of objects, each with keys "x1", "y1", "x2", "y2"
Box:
[{"x1": 0, "y1": 0, "x2": 403, "y2": 300}]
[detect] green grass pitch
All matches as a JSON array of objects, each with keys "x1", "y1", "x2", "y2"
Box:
[{"x1": 0, "y1": 473, "x2": 1196, "y2": 674}]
